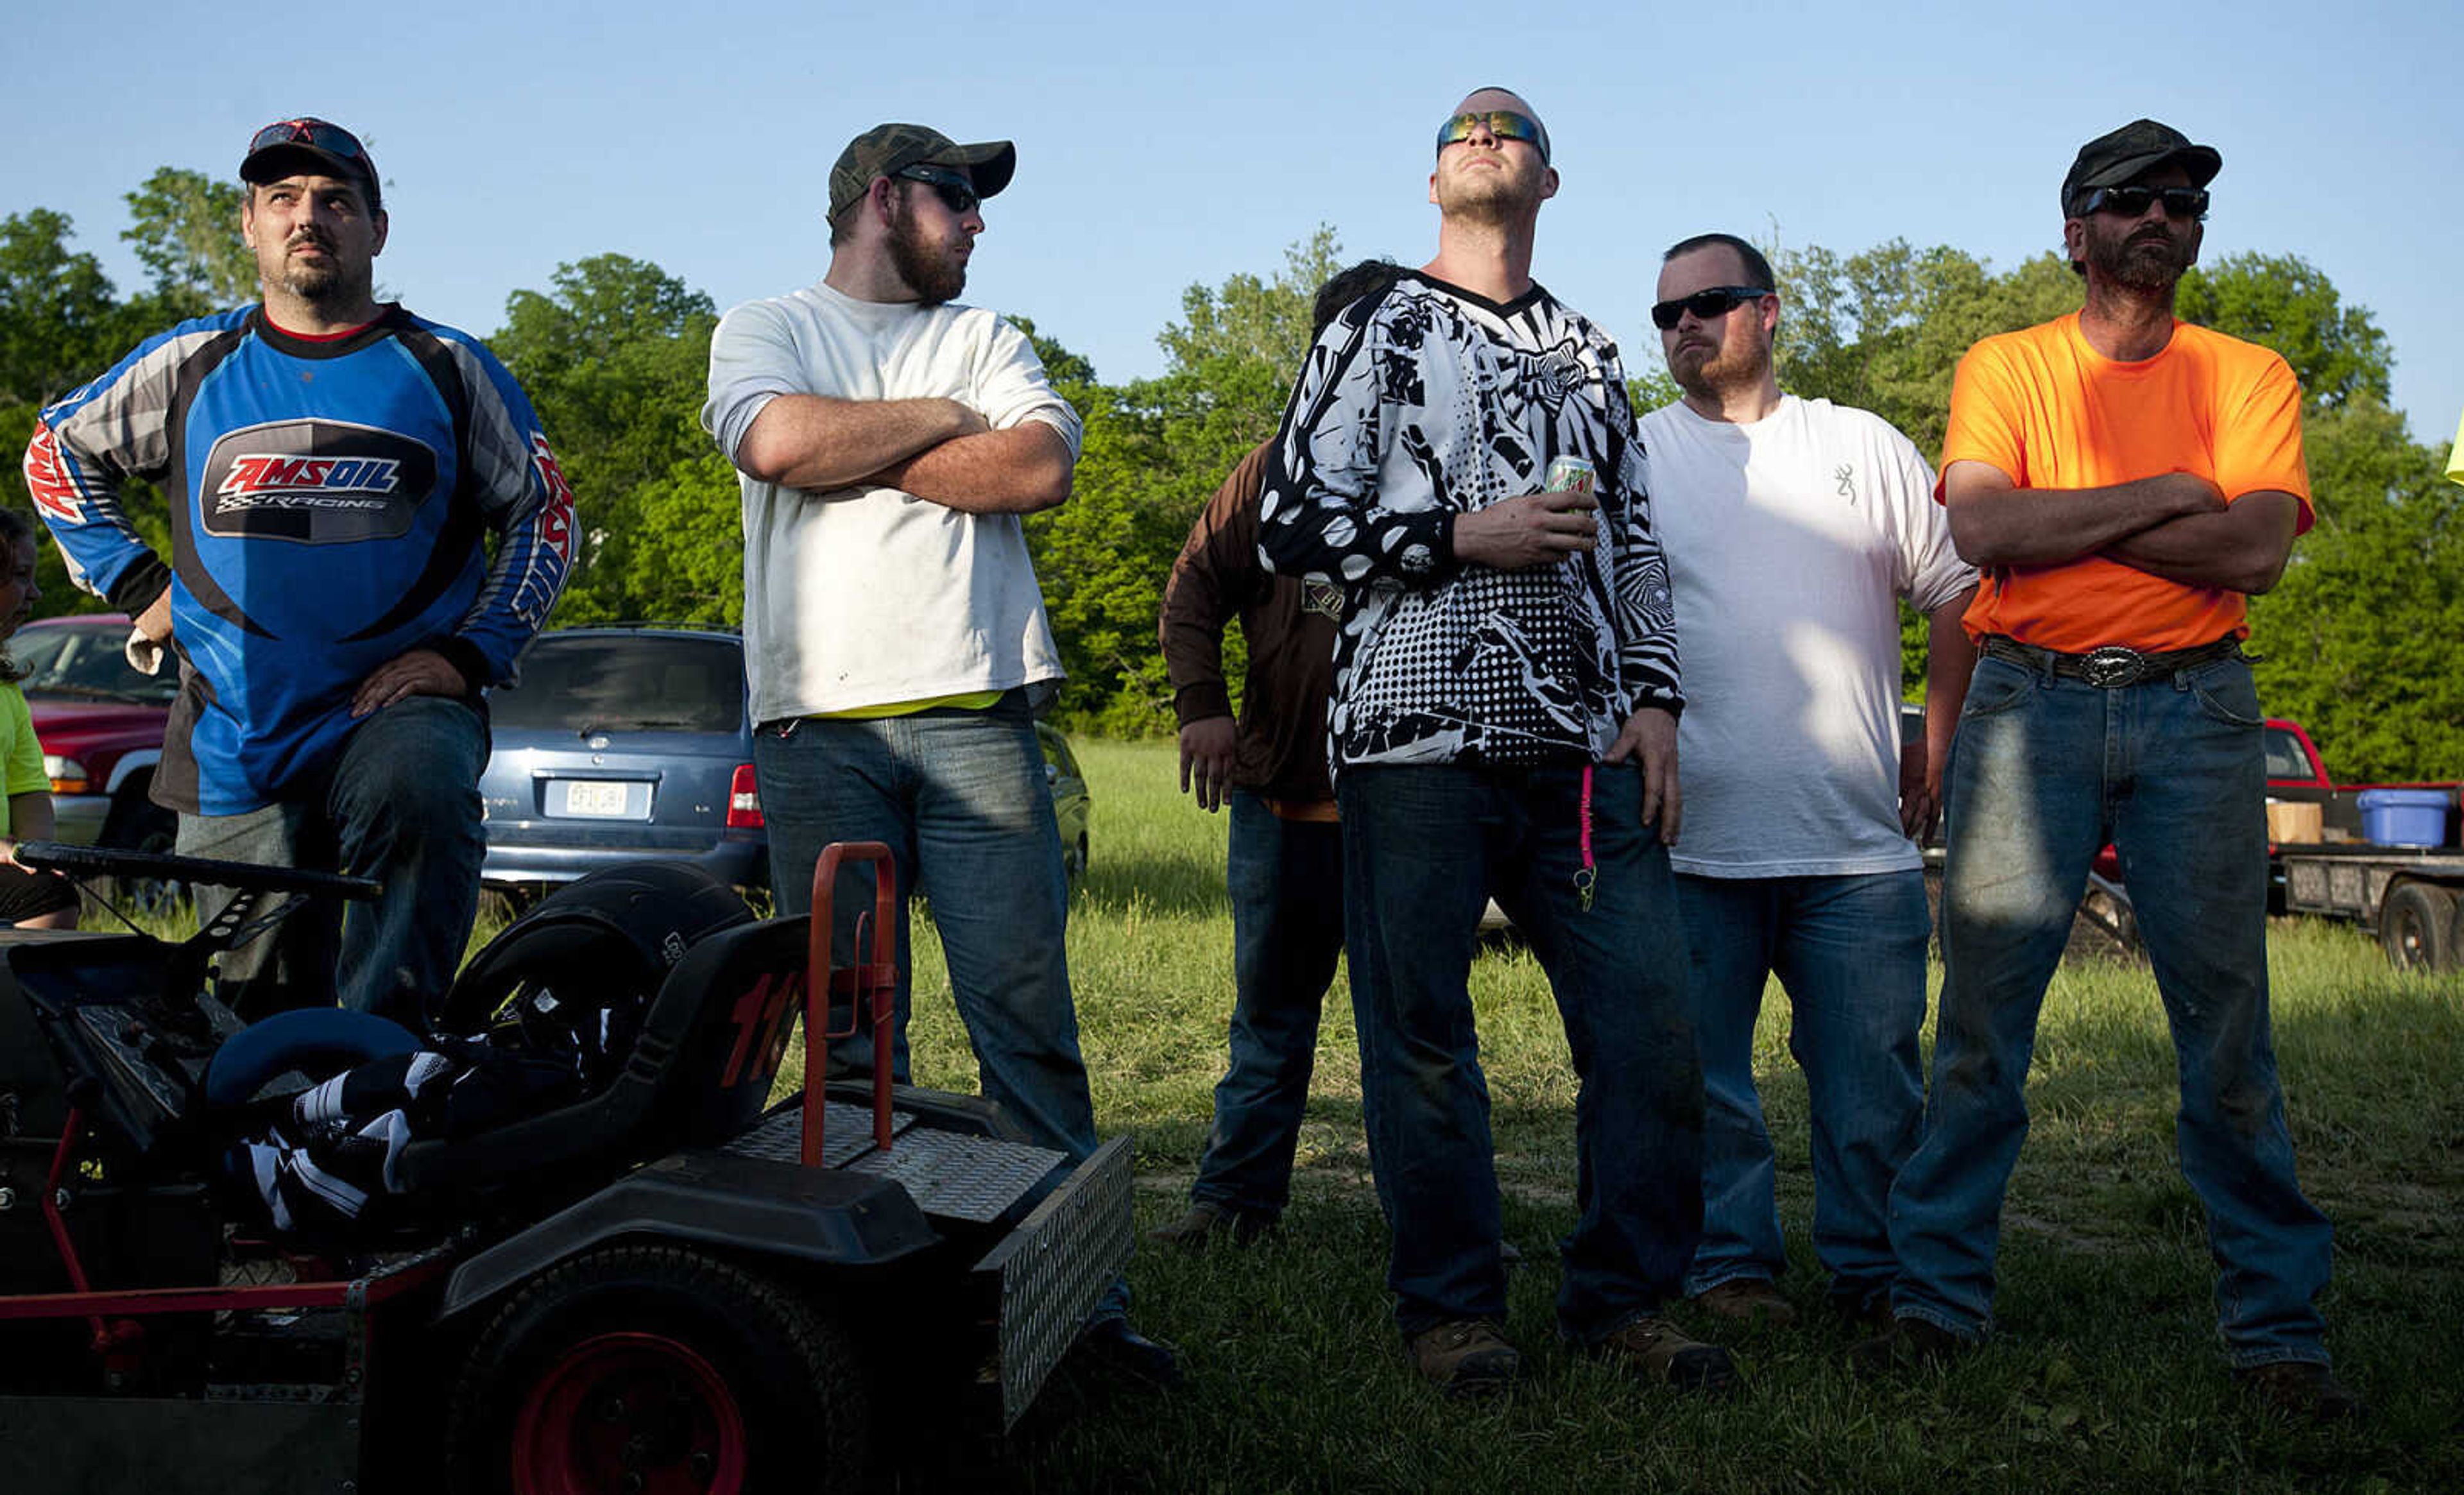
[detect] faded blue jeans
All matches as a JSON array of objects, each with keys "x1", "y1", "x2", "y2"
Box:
[
  {"x1": 1339, "y1": 761, "x2": 1704, "y2": 1344},
  {"x1": 178, "y1": 696, "x2": 487, "y2": 1029},
  {"x1": 1675, "y1": 869, "x2": 1929, "y2": 1315},
  {"x1": 1887, "y1": 653, "x2": 2335, "y2": 1367},
  {"x1": 756, "y1": 692, "x2": 1125, "y2": 1319},
  {"x1": 1189, "y1": 791, "x2": 1346, "y2": 1220}
]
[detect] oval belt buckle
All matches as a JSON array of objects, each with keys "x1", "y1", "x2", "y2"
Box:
[{"x1": 2081, "y1": 645, "x2": 2144, "y2": 688}]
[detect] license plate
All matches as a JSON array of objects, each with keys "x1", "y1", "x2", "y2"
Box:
[{"x1": 563, "y1": 780, "x2": 631, "y2": 817}]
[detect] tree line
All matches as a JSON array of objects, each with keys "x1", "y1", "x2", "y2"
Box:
[{"x1": 3, "y1": 176, "x2": 2456, "y2": 780}]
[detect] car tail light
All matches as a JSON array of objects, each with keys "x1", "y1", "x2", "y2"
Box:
[
  {"x1": 44, "y1": 754, "x2": 90, "y2": 795},
  {"x1": 727, "y1": 763, "x2": 762, "y2": 829}
]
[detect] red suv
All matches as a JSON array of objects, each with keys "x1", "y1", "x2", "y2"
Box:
[{"x1": 12, "y1": 613, "x2": 177, "y2": 857}]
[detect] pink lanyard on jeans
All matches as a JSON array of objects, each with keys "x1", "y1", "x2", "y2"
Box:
[{"x1": 1575, "y1": 764, "x2": 1596, "y2": 912}]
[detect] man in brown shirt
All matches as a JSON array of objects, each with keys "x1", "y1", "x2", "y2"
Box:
[{"x1": 1150, "y1": 260, "x2": 1401, "y2": 1246}]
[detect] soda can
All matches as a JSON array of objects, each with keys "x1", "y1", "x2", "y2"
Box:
[{"x1": 1545, "y1": 456, "x2": 1596, "y2": 495}]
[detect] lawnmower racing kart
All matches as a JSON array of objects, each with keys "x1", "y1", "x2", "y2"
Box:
[{"x1": 0, "y1": 841, "x2": 1133, "y2": 1493}]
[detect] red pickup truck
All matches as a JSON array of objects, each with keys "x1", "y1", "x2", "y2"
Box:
[
  {"x1": 12, "y1": 613, "x2": 178, "y2": 862},
  {"x1": 1903, "y1": 711, "x2": 2456, "y2": 959},
  {"x1": 2255, "y1": 720, "x2": 2464, "y2": 970}
]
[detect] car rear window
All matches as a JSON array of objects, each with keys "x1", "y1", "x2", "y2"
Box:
[
  {"x1": 492, "y1": 634, "x2": 744, "y2": 734},
  {"x1": 14, "y1": 622, "x2": 180, "y2": 704}
]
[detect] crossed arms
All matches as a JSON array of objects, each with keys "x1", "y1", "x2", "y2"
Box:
[
  {"x1": 1940, "y1": 463, "x2": 2300, "y2": 595},
  {"x1": 733, "y1": 395, "x2": 1072, "y2": 513}
]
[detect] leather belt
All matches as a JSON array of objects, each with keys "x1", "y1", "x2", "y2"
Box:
[{"x1": 1981, "y1": 635, "x2": 2243, "y2": 689}]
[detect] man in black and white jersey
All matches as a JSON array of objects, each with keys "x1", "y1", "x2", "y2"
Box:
[{"x1": 1258, "y1": 86, "x2": 1729, "y2": 1398}]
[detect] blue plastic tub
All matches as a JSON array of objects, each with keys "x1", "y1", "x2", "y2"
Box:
[{"x1": 2356, "y1": 787, "x2": 2452, "y2": 848}]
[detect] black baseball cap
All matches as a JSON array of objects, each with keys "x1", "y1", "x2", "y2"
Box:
[
  {"x1": 2061, "y1": 119, "x2": 2220, "y2": 217},
  {"x1": 826, "y1": 123, "x2": 1015, "y2": 223},
  {"x1": 241, "y1": 117, "x2": 381, "y2": 210}
]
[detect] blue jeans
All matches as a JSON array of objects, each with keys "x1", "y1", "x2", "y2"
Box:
[
  {"x1": 1887, "y1": 653, "x2": 2334, "y2": 1367},
  {"x1": 1189, "y1": 791, "x2": 1346, "y2": 1219},
  {"x1": 1339, "y1": 762, "x2": 1704, "y2": 1343},
  {"x1": 1675, "y1": 870, "x2": 1929, "y2": 1313},
  {"x1": 756, "y1": 694, "x2": 1125, "y2": 1319},
  {"x1": 179, "y1": 696, "x2": 487, "y2": 1028}
]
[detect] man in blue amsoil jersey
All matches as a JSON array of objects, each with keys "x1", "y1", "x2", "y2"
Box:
[{"x1": 23, "y1": 117, "x2": 574, "y2": 1023}]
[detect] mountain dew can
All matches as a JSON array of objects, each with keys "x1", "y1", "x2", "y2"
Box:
[{"x1": 1545, "y1": 456, "x2": 1596, "y2": 494}]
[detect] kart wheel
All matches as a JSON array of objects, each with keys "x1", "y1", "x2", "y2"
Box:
[{"x1": 447, "y1": 1244, "x2": 865, "y2": 1495}]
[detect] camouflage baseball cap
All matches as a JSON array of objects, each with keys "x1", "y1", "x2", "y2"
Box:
[
  {"x1": 2062, "y1": 119, "x2": 2220, "y2": 216},
  {"x1": 826, "y1": 123, "x2": 1016, "y2": 223}
]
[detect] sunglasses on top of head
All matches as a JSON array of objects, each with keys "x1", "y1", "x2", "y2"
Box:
[
  {"x1": 1650, "y1": 285, "x2": 1772, "y2": 331},
  {"x1": 893, "y1": 165, "x2": 980, "y2": 216},
  {"x1": 2080, "y1": 184, "x2": 2209, "y2": 221},
  {"x1": 1435, "y1": 110, "x2": 1548, "y2": 161},
  {"x1": 248, "y1": 119, "x2": 372, "y2": 165}
]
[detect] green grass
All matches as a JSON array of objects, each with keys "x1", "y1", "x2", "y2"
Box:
[
  {"x1": 853, "y1": 739, "x2": 2463, "y2": 1494},
  {"x1": 459, "y1": 739, "x2": 2463, "y2": 1491}
]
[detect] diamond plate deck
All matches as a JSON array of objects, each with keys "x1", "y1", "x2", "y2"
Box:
[
  {"x1": 844, "y1": 1130, "x2": 1068, "y2": 1225},
  {"x1": 722, "y1": 1103, "x2": 916, "y2": 1168},
  {"x1": 973, "y1": 1136, "x2": 1135, "y2": 1428}
]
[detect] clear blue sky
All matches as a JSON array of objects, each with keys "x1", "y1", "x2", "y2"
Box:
[{"x1": 7, "y1": 0, "x2": 2459, "y2": 448}]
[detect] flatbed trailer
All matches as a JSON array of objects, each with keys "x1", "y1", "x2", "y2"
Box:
[{"x1": 2277, "y1": 842, "x2": 2464, "y2": 971}]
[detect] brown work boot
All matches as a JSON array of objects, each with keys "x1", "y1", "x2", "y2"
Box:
[
  {"x1": 1590, "y1": 1316, "x2": 1740, "y2": 1395},
  {"x1": 1847, "y1": 1315, "x2": 1971, "y2": 1377},
  {"x1": 2237, "y1": 1360, "x2": 2364, "y2": 1422},
  {"x1": 1146, "y1": 1200, "x2": 1273, "y2": 1249},
  {"x1": 1407, "y1": 1319, "x2": 1523, "y2": 1398},
  {"x1": 1692, "y1": 1277, "x2": 1798, "y2": 1327}
]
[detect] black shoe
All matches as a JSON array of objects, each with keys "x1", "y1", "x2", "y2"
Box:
[
  {"x1": 1848, "y1": 1315, "x2": 1971, "y2": 1377},
  {"x1": 1071, "y1": 1318, "x2": 1183, "y2": 1392},
  {"x1": 2237, "y1": 1360, "x2": 2363, "y2": 1422},
  {"x1": 1147, "y1": 1200, "x2": 1275, "y2": 1249}
]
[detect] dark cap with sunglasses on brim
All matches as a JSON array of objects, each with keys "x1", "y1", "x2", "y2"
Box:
[
  {"x1": 2061, "y1": 119, "x2": 2220, "y2": 217},
  {"x1": 241, "y1": 117, "x2": 381, "y2": 210},
  {"x1": 827, "y1": 123, "x2": 1016, "y2": 223}
]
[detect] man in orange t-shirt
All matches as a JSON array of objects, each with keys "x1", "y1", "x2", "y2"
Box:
[{"x1": 1861, "y1": 120, "x2": 2356, "y2": 1421}]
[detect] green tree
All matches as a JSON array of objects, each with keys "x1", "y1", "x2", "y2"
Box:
[
  {"x1": 490, "y1": 255, "x2": 729, "y2": 624},
  {"x1": 1775, "y1": 239, "x2": 2080, "y2": 461},
  {"x1": 2246, "y1": 400, "x2": 2464, "y2": 780},
  {"x1": 121, "y1": 167, "x2": 253, "y2": 314},
  {"x1": 2177, "y1": 252, "x2": 2391, "y2": 413},
  {"x1": 0, "y1": 208, "x2": 161, "y2": 618},
  {"x1": 1022, "y1": 234, "x2": 1355, "y2": 733},
  {"x1": 0, "y1": 209, "x2": 127, "y2": 410}
]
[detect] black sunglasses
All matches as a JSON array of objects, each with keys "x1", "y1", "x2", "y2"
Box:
[
  {"x1": 2081, "y1": 184, "x2": 2209, "y2": 220},
  {"x1": 893, "y1": 164, "x2": 980, "y2": 216},
  {"x1": 1650, "y1": 285, "x2": 1772, "y2": 331},
  {"x1": 248, "y1": 118, "x2": 372, "y2": 165}
]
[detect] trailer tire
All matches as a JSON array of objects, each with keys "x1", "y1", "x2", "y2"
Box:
[
  {"x1": 2379, "y1": 882, "x2": 2458, "y2": 973},
  {"x1": 445, "y1": 1243, "x2": 866, "y2": 1495}
]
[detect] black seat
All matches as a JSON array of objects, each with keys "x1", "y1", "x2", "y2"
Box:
[{"x1": 395, "y1": 915, "x2": 812, "y2": 1197}]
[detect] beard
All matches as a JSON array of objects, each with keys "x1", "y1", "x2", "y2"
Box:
[
  {"x1": 1669, "y1": 330, "x2": 1771, "y2": 402},
  {"x1": 1433, "y1": 155, "x2": 1538, "y2": 228},
  {"x1": 2084, "y1": 221, "x2": 2194, "y2": 294},
  {"x1": 887, "y1": 200, "x2": 968, "y2": 305}
]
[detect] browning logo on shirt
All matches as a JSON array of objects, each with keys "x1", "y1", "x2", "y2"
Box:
[{"x1": 200, "y1": 420, "x2": 439, "y2": 544}]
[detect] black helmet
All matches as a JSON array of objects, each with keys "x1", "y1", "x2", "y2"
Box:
[{"x1": 440, "y1": 863, "x2": 752, "y2": 1085}]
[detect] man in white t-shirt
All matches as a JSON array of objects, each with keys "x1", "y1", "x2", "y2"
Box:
[
  {"x1": 701, "y1": 122, "x2": 1173, "y2": 1385},
  {"x1": 1637, "y1": 232, "x2": 1977, "y2": 1330}
]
